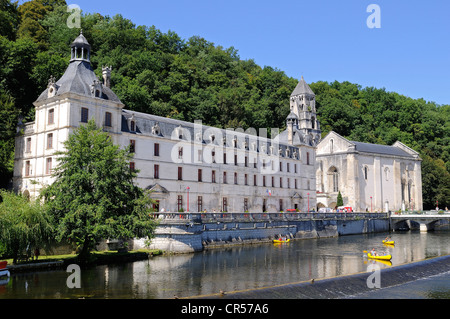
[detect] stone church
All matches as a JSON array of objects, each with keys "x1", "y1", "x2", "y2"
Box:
[{"x1": 13, "y1": 32, "x2": 422, "y2": 213}]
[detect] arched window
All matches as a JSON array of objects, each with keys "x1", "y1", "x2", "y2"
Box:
[{"x1": 328, "y1": 166, "x2": 339, "y2": 192}]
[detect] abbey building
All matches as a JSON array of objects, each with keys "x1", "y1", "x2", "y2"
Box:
[{"x1": 13, "y1": 32, "x2": 422, "y2": 213}]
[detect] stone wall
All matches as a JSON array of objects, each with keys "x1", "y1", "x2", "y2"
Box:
[{"x1": 138, "y1": 217, "x2": 390, "y2": 253}]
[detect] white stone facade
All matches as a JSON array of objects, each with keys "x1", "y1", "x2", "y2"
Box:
[
  {"x1": 316, "y1": 131, "x2": 423, "y2": 212},
  {"x1": 13, "y1": 33, "x2": 318, "y2": 214}
]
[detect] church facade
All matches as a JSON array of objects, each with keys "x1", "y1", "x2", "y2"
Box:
[
  {"x1": 316, "y1": 131, "x2": 423, "y2": 212},
  {"x1": 13, "y1": 32, "x2": 320, "y2": 214}
]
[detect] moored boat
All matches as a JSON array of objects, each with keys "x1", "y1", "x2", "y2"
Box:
[
  {"x1": 0, "y1": 261, "x2": 9, "y2": 278},
  {"x1": 382, "y1": 240, "x2": 395, "y2": 245}
]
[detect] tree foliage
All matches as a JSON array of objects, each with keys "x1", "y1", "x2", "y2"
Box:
[
  {"x1": 0, "y1": 0, "x2": 448, "y2": 209},
  {"x1": 0, "y1": 190, "x2": 53, "y2": 263},
  {"x1": 40, "y1": 120, "x2": 157, "y2": 260}
]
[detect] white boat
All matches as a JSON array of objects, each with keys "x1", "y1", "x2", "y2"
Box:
[{"x1": 0, "y1": 268, "x2": 10, "y2": 278}]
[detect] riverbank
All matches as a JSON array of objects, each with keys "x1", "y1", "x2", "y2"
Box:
[
  {"x1": 4, "y1": 249, "x2": 163, "y2": 274},
  {"x1": 191, "y1": 254, "x2": 450, "y2": 299}
]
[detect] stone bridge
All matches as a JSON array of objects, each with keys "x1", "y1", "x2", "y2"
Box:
[{"x1": 391, "y1": 212, "x2": 450, "y2": 232}]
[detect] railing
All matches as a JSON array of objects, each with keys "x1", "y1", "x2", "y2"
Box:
[
  {"x1": 150, "y1": 211, "x2": 389, "y2": 223},
  {"x1": 392, "y1": 210, "x2": 450, "y2": 216}
]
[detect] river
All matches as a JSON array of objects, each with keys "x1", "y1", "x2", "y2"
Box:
[{"x1": 1, "y1": 229, "x2": 450, "y2": 299}]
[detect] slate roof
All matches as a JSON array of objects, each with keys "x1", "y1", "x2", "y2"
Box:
[
  {"x1": 36, "y1": 60, "x2": 121, "y2": 103},
  {"x1": 121, "y1": 109, "x2": 300, "y2": 155},
  {"x1": 291, "y1": 76, "x2": 315, "y2": 96},
  {"x1": 350, "y1": 141, "x2": 414, "y2": 158}
]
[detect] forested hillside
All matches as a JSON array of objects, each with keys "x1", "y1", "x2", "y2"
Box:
[{"x1": 0, "y1": 0, "x2": 448, "y2": 209}]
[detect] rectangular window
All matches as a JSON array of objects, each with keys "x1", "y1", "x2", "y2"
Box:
[
  {"x1": 223, "y1": 153, "x2": 227, "y2": 164},
  {"x1": 178, "y1": 167, "x2": 183, "y2": 180},
  {"x1": 81, "y1": 107, "x2": 89, "y2": 123},
  {"x1": 26, "y1": 137, "x2": 31, "y2": 153},
  {"x1": 245, "y1": 156, "x2": 248, "y2": 167},
  {"x1": 271, "y1": 176, "x2": 275, "y2": 187},
  {"x1": 287, "y1": 163, "x2": 290, "y2": 172},
  {"x1": 295, "y1": 164, "x2": 297, "y2": 174},
  {"x1": 48, "y1": 109, "x2": 54, "y2": 125},
  {"x1": 25, "y1": 161, "x2": 31, "y2": 177},
  {"x1": 223, "y1": 172, "x2": 227, "y2": 184},
  {"x1": 279, "y1": 199, "x2": 283, "y2": 211},
  {"x1": 105, "y1": 112, "x2": 112, "y2": 127},
  {"x1": 244, "y1": 174, "x2": 248, "y2": 185},
  {"x1": 263, "y1": 176, "x2": 266, "y2": 187},
  {"x1": 198, "y1": 169, "x2": 202, "y2": 182},
  {"x1": 154, "y1": 164, "x2": 159, "y2": 179},
  {"x1": 130, "y1": 120, "x2": 135, "y2": 132},
  {"x1": 198, "y1": 196, "x2": 203, "y2": 212},
  {"x1": 244, "y1": 198, "x2": 249, "y2": 212},
  {"x1": 130, "y1": 140, "x2": 136, "y2": 153},
  {"x1": 47, "y1": 133, "x2": 53, "y2": 149},
  {"x1": 154, "y1": 143, "x2": 160, "y2": 156},
  {"x1": 178, "y1": 147, "x2": 183, "y2": 159},
  {"x1": 254, "y1": 174, "x2": 257, "y2": 186},
  {"x1": 212, "y1": 170, "x2": 216, "y2": 183},
  {"x1": 280, "y1": 177, "x2": 283, "y2": 188},
  {"x1": 234, "y1": 172, "x2": 238, "y2": 185},
  {"x1": 287, "y1": 178, "x2": 290, "y2": 188},
  {"x1": 307, "y1": 152, "x2": 310, "y2": 165},
  {"x1": 46, "y1": 158, "x2": 52, "y2": 175},
  {"x1": 129, "y1": 162, "x2": 135, "y2": 171},
  {"x1": 280, "y1": 162, "x2": 283, "y2": 172},
  {"x1": 234, "y1": 154, "x2": 238, "y2": 166},
  {"x1": 177, "y1": 195, "x2": 183, "y2": 212},
  {"x1": 222, "y1": 197, "x2": 228, "y2": 212},
  {"x1": 212, "y1": 150, "x2": 216, "y2": 163}
]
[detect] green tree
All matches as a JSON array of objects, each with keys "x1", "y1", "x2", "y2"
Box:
[
  {"x1": 336, "y1": 191, "x2": 344, "y2": 207},
  {"x1": 0, "y1": 190, "x2": 53, "y2": 263},
  {"x1": 40, "y1": 120, "x2": 156, "y2": 261}
]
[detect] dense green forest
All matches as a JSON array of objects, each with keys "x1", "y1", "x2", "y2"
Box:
[{"x1": 0, "y1": 0, "x2": 448, "y2": 209}]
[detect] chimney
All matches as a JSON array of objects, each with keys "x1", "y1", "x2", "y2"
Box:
[{"x1": 102, "y1": 66, "x2": 112, "y2": 88}]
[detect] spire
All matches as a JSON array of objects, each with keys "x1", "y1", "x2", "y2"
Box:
[{"x1": 291, "y1": 75, "x2": 314, "y2": 96}]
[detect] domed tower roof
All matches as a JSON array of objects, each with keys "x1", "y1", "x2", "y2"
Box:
[{"x1": 35, "y1": 32, "x2": 122, "y2": 104}]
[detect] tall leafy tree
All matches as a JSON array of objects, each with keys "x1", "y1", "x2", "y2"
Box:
[
  {"x1": 40, "y1": 120, "x2": 156, "y2": 261},
  {"x1": 0, "y1": 190, "x2": 53, "y2": 264}
]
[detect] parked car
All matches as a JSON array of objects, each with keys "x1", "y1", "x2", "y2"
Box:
[
  {"x1": 337, "y1": 206, "x2": 353, "y2": 213},
  {"x1": 318, "y1": 207, "x2": 333, "y2": 213}
]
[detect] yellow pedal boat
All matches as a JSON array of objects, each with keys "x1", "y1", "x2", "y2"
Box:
[
  {"x1": 368, "y1": 253, "x2": 392, "y2": 261},
  {"x1": 273, "y1": 238, "x2": 290, "y2": 243},
  {"x1": 382, "y1": 240, "x2": 395, "y2": 245}
]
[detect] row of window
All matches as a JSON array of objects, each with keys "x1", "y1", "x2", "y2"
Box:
[
  {"x1": 47, "y1": 107, "x2": 114, "y2": 127},
  {"x1": 131, "y1": 141, "x2": 312, "y2": 167},
  {"x1": 24, "y1": 158, "x2": 53, "y2": 177},
  {"x1": 174, "y1": 196, "x2": 286, "y2": 213},
  {"x1": 129, "y1": 163, "x2": 308, "y2": 190}
]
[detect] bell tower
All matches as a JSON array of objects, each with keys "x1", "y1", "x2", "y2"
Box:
[{"x1": 290, "y1": 76, "x2": 321, "y2": 144}]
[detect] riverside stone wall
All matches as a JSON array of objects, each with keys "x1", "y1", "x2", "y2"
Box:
[{"x1": 138, "y1": 217, "x2": 390, "y2": 253}]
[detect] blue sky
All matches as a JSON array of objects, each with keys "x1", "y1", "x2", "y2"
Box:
[{"x1": 49, "y1": 1, "x2": 450, "y2": 104}]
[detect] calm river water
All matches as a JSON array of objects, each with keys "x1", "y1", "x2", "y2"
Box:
[{"x1": 1, "y1": 229, "x2": 450, "y2": 299}]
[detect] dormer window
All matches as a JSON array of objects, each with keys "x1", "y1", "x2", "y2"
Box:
[
  {"x1": 151, "y1": 123, "x2": 160, "y2": 135},
  {"x1": 130, "y1": 120, "x2": 135, "y2": 132}
]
